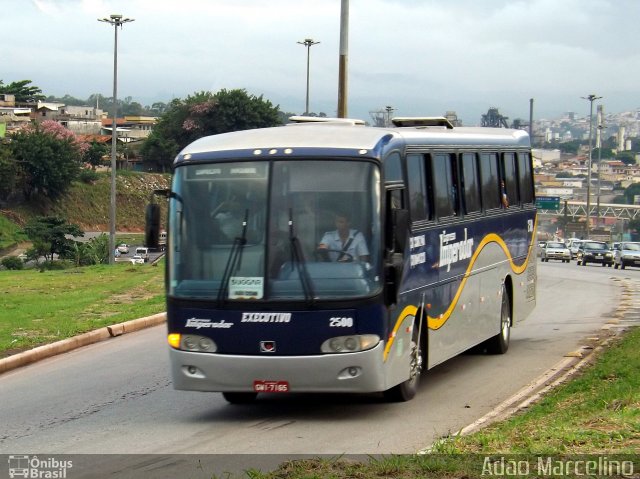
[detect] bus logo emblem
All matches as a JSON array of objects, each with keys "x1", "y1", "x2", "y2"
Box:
[{"x1": 260, "y1": 341, "x2": 276, "y2": 353}]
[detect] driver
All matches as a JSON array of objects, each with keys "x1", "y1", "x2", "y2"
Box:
[{"x1": 318, "y1": 211, "x2": 370, "y2": 262}]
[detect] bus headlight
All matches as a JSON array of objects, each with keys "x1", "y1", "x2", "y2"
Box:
[
  {"x1": 168, "y1": 334, "x2": 218, "y2": 353},
  {"x1": 321, "y1": 334, "x2": 380, "y2": 353}
]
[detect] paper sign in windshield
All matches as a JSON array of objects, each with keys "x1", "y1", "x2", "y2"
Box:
[{"x1": 229, "y1": 277, "x2": 264, "y2": 299}]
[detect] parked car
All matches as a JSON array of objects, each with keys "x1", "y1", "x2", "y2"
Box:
[
  {"x1": 575, "y1": 241, "x2": 613, "y2": 267},
  {"x1": 540, "y1": 241, "x2": 571, "y2": 262},
  {"x1": 566, "y1": 238, "x2": 585, "y2": 259},
  {"x1": 613, "y1": 241, "x2": 640, "y2": 270},
  {"x1": 117, "y1": 243, "x2": 129, "y2": 254},
  {"x1": 131, "y1": 254, "x2": 145, "y2": 264}
]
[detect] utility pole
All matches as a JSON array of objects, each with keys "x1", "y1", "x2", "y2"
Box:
[
  {"x1": 529, "y1": 98, "x2": 534, "y2": 145},
  {"x1": 596, "y1": 104, "x2": 604, "y2": 227},
  {"x1": 297, "y1": 38, "x2": 320, "y2": 115},
  {"x1": 337, "y1": 0, "x2": 349, "y2": 118},
  {"x1": 581, "y1": 94, "x2": 602, "y2": 239},
  {"x1": 98, "y1": 14, "x2": 134, "y2": 264}
]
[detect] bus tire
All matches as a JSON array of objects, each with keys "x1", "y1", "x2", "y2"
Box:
[
  {"x1": 485, "y1": 285, "x2": 511, "y2": 355},
  {"x1": 222, "y1": 392, "x2": 258, "y2": 404},
  {"x1": 383, "y1": 318, "x2": 424, "y2": 402}
]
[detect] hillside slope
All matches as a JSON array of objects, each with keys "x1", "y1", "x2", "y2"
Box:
[{"x1": 3, "y1": 172, "x2": 171, "y2": 233}]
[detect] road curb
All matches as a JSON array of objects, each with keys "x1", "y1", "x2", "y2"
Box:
[{"x1": 0, "y1": 312, "x2": 166, "y2": 375}]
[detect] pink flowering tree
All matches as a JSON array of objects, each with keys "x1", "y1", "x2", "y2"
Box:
[
  {"x1": 141, "y1": 89, "x2": 281, "y2": 171},
  {"x1": 10, "y1": 121, "x2": 85, "y2": 199}
]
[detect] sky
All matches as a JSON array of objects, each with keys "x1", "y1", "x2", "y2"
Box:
[{"x1": 2, "y1": 0, "x2": 639, "y2": 126}]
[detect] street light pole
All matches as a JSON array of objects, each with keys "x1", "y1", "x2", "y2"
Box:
[
  {"x1": 297, "y1": 38, "x2": 319, "y2": 115},
  {"x1": 581, "y1": 94, "x2": 602, "y2": 239},
  {"x1": 385, "y1": 105, "x2": 394, "y2": 127},
  {"x1": 337, "y1": 0, "x2": 349, "y2": 118},
  {"x1": 99, "y1": 14, "x2": 134, "y2": 265},
  {"x1": 596, "y1": 104, "x2": 604, "y2": 227}
]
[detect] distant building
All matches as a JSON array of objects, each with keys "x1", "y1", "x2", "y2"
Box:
[
  {"x1": 100, "y1": 115, "x2": 156, "y2": 141},
  {"x1": 0, "y1": 94, "x2": 31, "y2": 134},
  {"x1": 532, "y1": 148, "x2": 561, "y2": 165}
]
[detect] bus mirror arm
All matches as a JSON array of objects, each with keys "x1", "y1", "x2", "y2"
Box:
[
  {"x1": 384, "y1": 253, "x2": 404, "y2": 306},
  {"x1": 392, "y1": 209, "x2": 409, "y2": 251}
]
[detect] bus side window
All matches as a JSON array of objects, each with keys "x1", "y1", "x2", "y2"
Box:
[
  {"x1": 406, "y1": 153, "x2": 430, "y2": 222},
  {"x1": 479, "y1": 152, "x2": 501, "y2": 210},
  {"x1": 384, "y1": 151, "x2": 403, "y2": 182},
  {"x1": 517, "y1": 152, "x2": 534, "y2": 204},
  {"x1": 502, "y1": 152, "x2": 519, "y2": 206},
  {"x1": 461, "y1": 152, "x2": 481, "y2": 214},
  {"x1": 432, "y1": 153, "x2": 458, "y2": 218}
]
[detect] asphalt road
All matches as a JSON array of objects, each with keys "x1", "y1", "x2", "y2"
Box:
[{"x1": 0, "y1": 262, "x2": 636, "y2": 462}]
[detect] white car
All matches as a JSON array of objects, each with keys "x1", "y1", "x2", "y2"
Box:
[
  {"x1": 613, "y1": 241, "x2": 640, "y2": 270},
  {"x1": 131, "y1": 254, "x2": 145, "y2": 264},
  {"x1": 566, "y1": 239, "x2": 585, "y2": 259},
  {"x1": 541, "y1": 241, "x2": 571, "y2": 262},
  {"x1": 117, "y1": 244, "x2": 130, "y2": 254}
]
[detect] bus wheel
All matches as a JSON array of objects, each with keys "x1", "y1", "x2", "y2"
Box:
[
  {"x1": 383, "y1": 319, "x2": 424, "y2": 402},
  {"x1": 485, "y1": 285, "x2": 511, "y2": 354},
  {"x1": 222, "y1": 392, "x2": 258, "y2": 404}
]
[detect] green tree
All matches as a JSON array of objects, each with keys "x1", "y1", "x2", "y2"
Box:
[
  {"x1": 548, "y1": 139, "x2": 582, "y2": 155},
  {"x1": 0, "y1": 79, "x2": 46, "y2": 102},
  {"x1": 1, "y1": 256, "x2": 23, "y2": 270},
  {"x1": 67, "y1": 233, "x2": 109, "y2": 266},
  {"x1": 624, "y1": 183, "x2": 640, "y2": 205},
  {"x1": 141, "y1": 89, "x2": 282, "y2": 170},
  {"x1": 10, "y1": 121, "x2": 86, "y2": 199},
  {"x1": 44, "y1": 93, "x2": 86, "y2": 106},
  {"x1": 23, "y1": 216, "x2": 84, "y2": 262},
  {"x1": 149, "y1": 102, "x2": 168, "y2": 115},
  {"x1": 592, "y1": 147, "x2": 614, "y2": 160},
  {"x1": 616, "y1": 151, "x2": 636, "y2": 166},
  {"x1": 83, "y1": 141, "x2": 109, "y2": 169},
  {"x1": 0, "y1": 142, "x2": 22, "y2": 203}
]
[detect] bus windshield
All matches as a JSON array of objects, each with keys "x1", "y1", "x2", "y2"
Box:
[{"x1": 168, "y1": 159, "x2": 382, "y2": 301}]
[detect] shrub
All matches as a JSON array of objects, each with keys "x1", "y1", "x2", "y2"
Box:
[
  {"x1": 78, "y1": 168, "x2": 100, "y2": 184},
  {"x1": 1, "y1": 256, "x2": 24, "y2": 270}
]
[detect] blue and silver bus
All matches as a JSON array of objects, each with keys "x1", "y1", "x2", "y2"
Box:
[{"x1": 149, "y1": 116, "x2": 537, "y2": 403}]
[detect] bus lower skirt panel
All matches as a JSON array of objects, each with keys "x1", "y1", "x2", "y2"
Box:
[{"x1": 169, "y1": 342, "x2": 392, "y2": 394}]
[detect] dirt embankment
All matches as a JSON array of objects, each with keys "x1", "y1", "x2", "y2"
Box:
[{"x1": 3, "y1": 173, "x2": 171, "y2": 234}]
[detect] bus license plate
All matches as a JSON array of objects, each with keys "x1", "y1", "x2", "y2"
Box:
[{"x1": 253, "y1": 380, "x2": 289, "y2": 393}]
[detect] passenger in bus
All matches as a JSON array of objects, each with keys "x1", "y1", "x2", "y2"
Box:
[
  {"x1": 500, "y1": 180, "x2": 509, "y2": 208},
  {"x1": 317, "y1": 211, "x2": 370, "y2": 262},
  {"x1": 211, "y1": 196, "x2": 244, "y2": 241}
]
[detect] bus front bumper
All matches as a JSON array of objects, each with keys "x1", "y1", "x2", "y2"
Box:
[{"x1": 168, "y1": 342, "x2": 390, "y2": 394}]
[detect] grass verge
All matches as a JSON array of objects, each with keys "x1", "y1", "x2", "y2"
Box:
[{"x1": 0, "y1": 262, "x2": 165, "y2": 357}]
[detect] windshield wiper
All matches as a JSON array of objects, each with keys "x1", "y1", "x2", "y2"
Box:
[
  {"x1": 287, "y1": 208, "x2": 315, "y2": 304},
  {"x1": 217, "y1": 209, "x2": 249, "y2": 304}
]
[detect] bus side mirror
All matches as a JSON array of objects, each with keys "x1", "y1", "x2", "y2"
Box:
[{"x1": 145, "y1": 203, "x2": 161, "y2": 249}]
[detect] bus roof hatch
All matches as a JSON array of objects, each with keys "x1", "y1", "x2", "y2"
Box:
[
  {"x1": 288, "y1": 115, "x2": 366, "y2": 126},
  {"x1": 391, "y1": 117, "x2": 454, "y2": 129}
]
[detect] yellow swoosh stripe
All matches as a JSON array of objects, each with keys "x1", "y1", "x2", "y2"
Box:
[{"x1": 383, "y1": 215, "x2": 537, "y2": 361}]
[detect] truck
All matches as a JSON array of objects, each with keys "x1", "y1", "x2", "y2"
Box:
[{"x1": 135, "y1": 247, "x2": 150, "y2": 262}]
